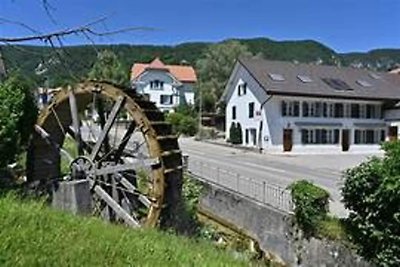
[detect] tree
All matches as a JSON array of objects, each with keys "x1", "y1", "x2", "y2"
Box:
[
  {"x1": 0, "y1": 74, "x2": 37, "y2": 169},
  {"x1": 228, "y1": 122, "x2": 243, "y2": 144},
  {"x1": 88, "y1": 50, "x2": 129, "y2": 86},
  {"x1": 342, "y1": 141, "x2": 400, "y2": 266},
  {"x1": 196, "y1": 40, "x2": 253, "y2": 112}
]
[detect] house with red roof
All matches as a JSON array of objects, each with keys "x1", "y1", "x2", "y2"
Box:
[{"x1": 131, "y1": 57, "x2": 197, "y2": 112}]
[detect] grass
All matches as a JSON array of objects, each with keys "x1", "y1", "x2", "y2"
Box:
[
  {"x1": 0, "y1": 193, "x2": 252, "y2": 267},
  {"x1": 60, "y1": 136, "x2": 78, "y2": 175},
  {"x1": 316, "y1": 216, "x2": 349, "y2": 242}
]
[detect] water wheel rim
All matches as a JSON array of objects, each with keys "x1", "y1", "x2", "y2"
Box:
[{"x1": 27, "y1": 81, "x2": 181, "y2": 228}]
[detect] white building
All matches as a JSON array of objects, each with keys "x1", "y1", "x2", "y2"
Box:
[
  {"x1": 222, "y1": 58, "x2": 400, "y2": 152},
  {"x1": 131, "y1": 58, "x2": 197, "y2": 112}
]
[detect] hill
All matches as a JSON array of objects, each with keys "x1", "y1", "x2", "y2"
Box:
[
  {"x1": 1, "y1": 38, "x2": 399, "y2": 87},
  {"x1": 0, "y1": 193, "x2": 251, "y2": 266}
]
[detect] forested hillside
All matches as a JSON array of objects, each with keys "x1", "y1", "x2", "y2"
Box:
[{"x1": 1, "y1": 38, "x2": 399, "y2": 87}]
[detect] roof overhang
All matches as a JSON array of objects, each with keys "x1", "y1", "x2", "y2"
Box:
[{"x1": 266, "y1": 90, "x2": 400, "y2": 102}]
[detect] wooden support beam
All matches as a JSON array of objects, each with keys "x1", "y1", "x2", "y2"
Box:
[
  {"x1": 68, "y1": 88, "x2": 84, "y2": 155},
  {"x1": 90, "y1": 96, "x2": 126, "y2": 161},
  {"x1": 114, "y1": 121, "x2": 137, "y2": 163},
  {"x1": 93, "y1": 184, "x2": 139, "y2": 227},
  {"x1": 120, "y1": 176, "x2": 151, "y2": 208},
  {"x1": 34, "y1": 124, "x2": 73, "y2": 162},
  {"x1": 66, "y1": 126, "x2": 93, "y2": 154},
  {"x1": 93, "y1": 158, "x2": 158, "y2": 176}
]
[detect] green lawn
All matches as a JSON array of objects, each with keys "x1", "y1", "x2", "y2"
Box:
[{"x1": 0, "y1": 194, "x2": 250, "y2": 267}]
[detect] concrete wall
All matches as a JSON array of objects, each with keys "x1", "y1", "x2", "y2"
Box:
[{"x1": 199, "y1": 182, "x2": 371, "y2": 267}]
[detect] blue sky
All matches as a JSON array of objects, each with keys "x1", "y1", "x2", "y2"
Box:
[{"x1": 0, "y1": 0, "x2": 399, "y2": 52}]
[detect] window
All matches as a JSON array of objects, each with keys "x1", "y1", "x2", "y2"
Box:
[
  {"x1": 281, "y1": 101, "x2": 299, "y2": 117},
  {"x1": 238, "y1": 83, "x2": 247, "y2": 96},
  {"x1": 334, "y1": 103, "x2": 344, "y2": 118},
  {"x1": 245, "y1": 129, "x2": 249, "y2": 144},
  {"x1": 356, "y1": 80, "x2": 372, "y2": 87},
  {"x1": 301, "y1": 129, "x2": 340, "y2": 144},
  {"x1": 150, "y1": 80, "x2": 164, "y2": 90},
  {"x1": 232, "y1": 106, "x2": 236, "y2": 120},
  {"x1": 350, "y1": 104, "x2": 360, "y2": 118},
  {"x1": 248, "y1": 102, "x2": 255, "y2": 118},
  {"x1": 160, "y1": 95, "x2": 173, "y2": 105},
  {"x1": 354, "y1": 129, "x2": 385, "y2": 144},
  {"x1": 297, "y1": 75, "x2": 313, "y2": 83},
  {"x1": 360, "y1": 104, "x2": 366, "y2": 119},
  {"x1": 302, "y1": 102, "x2": 309, "y2": 117},
  {"x1": 281, "y1": 101, "x2": 287, "y2": 116},
  {"x1": 268, "y1": 73, "x2": 285, "y2": 81},
  {"x1": 369, "y1": 73, "x2": 381, "y2": 80},
  {"x1": 321, "y1": 78, "x2": 353, "y2": 91}
]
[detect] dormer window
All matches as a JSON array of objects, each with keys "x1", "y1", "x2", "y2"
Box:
[
  {"x1": 238, "y1": 82, "x2": 247, "y2": 96},
  {"x1": 150, "y1": 80, "x2": 164, "y2": 90}
]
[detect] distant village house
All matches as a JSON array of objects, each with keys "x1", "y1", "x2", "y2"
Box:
[
  {"x1": 222, "y1": 58, "x2": 400, "y2": 152},
  {"x1": 131, "y1": 58, "x2": 197, "y2": 112}
]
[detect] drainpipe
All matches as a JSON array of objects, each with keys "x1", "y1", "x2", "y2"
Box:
[{"x1": 258, "y1": 95, "x2": 273, "y2": 152}]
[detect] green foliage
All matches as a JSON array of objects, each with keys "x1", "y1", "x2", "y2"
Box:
[
  {"x1": 0, "y1": 193, "x2": 250, "y2": 267},
  {"x1": 166, "y1": 112, "x2": 197, "y2": 136},
  {"x1": 2, "y1": 40, "x2": 399, "y2": 88},
  {"x1": 228, "y1": 122, "x2": 243, "y2": 144},
  {"x1": 316, "y1": 216, "x2": 348, "y2": 242},
  {"x1": 88, "y1": 50, "x2": 129, "y2": 86},
  {"x1": 196, "y1": 40, "x2": 253, "y2": 112},
  {"x1": 182, "y1": 175, "x2": 203, "y2": 218},
  {"x1": 0, "y1": 74, "x2": 37, "y2": 169},
  {"x1": 288, "y1": 180, "x2": 330, "y2": 237},
  {"x1": 342, "y1": 141, "x2": 400, "y2": 266}
]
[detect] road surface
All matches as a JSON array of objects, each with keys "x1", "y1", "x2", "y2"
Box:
[{"x1": 179, "y1": 137, "x2": 382, "y2": 217}]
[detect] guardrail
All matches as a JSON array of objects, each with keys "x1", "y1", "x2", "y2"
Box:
[{"x1": 187, "y1": 160, "x2": 293, "y2": 213}]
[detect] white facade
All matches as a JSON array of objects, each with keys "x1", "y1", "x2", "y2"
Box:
[
  {"x1": 133, "y1": 71, "x2": 195, "y2": 113},
  {"x1": 225, "y1": 63, "x2": 397, "y2": 153}
]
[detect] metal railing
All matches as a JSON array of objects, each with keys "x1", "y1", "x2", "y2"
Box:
[{"x1": 187, "y1": 160, "x2": 293, "y2": 213}]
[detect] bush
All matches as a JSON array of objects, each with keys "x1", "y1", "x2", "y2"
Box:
[
  {"x1": 229, "y1": 122, "x2": 243, "y2": 144},
  {"x1": 288, "y1": 180, "x2": 329, "y2": 237},
  {"x1": 166, "y1": 112, "x2": 198, "y2": 136},
  {"x1": 342, "y1": 141, "x2": 400, "y2": 266},
  {"x1": 0, "y1": 74, "x2": 37, "y2": 169}
]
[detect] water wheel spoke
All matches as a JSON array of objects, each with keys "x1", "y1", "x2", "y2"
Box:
[
  {"x1": 90, "y1": 96, "x2": 126, "y2": 161},
  {"x1": 114, "y1": 121, "x2": 137, "y2": 163},
  {"x1": 34, "y1": 124, "x2": 73, "y2": 162},
  {"x1": 119, "y1": 175, "x2": 151, "y2": 208},
  {"x1": 28, "y1": 81, "x2": 181, "y2": 228},
  {"x1": 91, "y1": 183, "x2": 140, "y2": 227},
  {"x1": 93, "y1": 158, "x2": 159, "y2": 176},
  {"x1": 66, "y1": 126, "x2": 93, "y2": 154}
]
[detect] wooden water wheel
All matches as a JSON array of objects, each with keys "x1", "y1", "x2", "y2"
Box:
[{"x1": 26, "y1": 81, "x2": 183, "y2": 228}]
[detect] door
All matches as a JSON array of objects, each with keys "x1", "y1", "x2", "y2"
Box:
[
  {"x1": 342, "y1": 129, "x2": 350, "y2": 152},
  {"x1": 283, "y1": 129, "x2": 293, "y2": 152},
  {"x1": 388, "y1": 126, "x2": 398, "y2": 141}
]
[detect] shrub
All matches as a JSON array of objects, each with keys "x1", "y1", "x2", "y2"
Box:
[
  {"x1": 288, "y1": 180, "x2": 329, "y2": 237},
  {"x1": 229, "y1": 122, "x2": 243, "y2": 144},
  {"x1": 166, "y1": 112, "x2": 198, "y2": 136},
  {"x1": 342, "y1": 141, "x2": 400, "y2": 266},
  {"x1": 0, "y1": 74, "x2": 37, "y2": 169}
]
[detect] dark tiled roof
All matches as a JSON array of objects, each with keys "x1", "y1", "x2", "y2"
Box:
[{"x1": 239, "y1": 58, "x2": 400, "y2": 101}]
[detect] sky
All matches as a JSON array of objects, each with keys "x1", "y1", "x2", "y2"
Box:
[{"x1": 0, "y1": 0, "x2": 399, "y2": 53}]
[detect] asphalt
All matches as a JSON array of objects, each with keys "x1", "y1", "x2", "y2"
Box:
[{"x1": 179, "y1": 137, "x2": 382, "y2": 217}]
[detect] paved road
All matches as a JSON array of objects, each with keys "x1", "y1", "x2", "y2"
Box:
[{"x1": 179, "y1": 137, "x2": 382, "y2": 217}]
